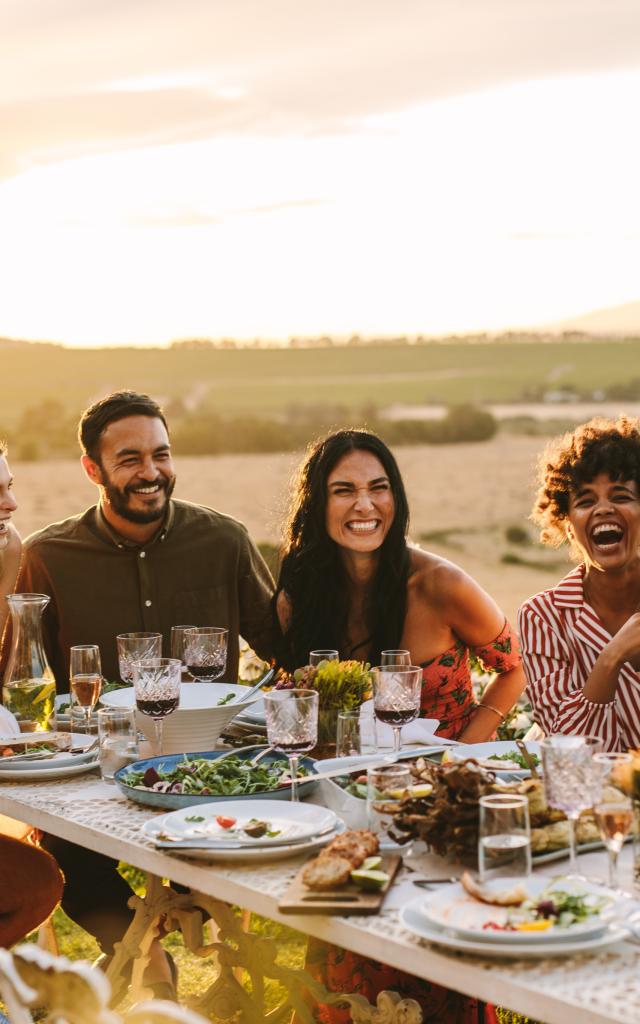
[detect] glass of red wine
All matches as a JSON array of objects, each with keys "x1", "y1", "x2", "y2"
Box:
[
  {"x1": 263, "y1": 689, "x2": 318, "y2": 802},
  {"x1": 183, "y1": 627, "x2": 228, "y2": 682},
  {"x1": 132, "y1": 657, "x2": 181, "y2": 755},
  {"x1": 69, "y1": 644, "x2": 103, "y2": 732},
  {"x1": 372, "y1": 665, "x2": 422, "y2": 754}
]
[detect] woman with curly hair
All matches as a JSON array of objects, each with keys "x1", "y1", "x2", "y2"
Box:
[
  {"x1": 519, "y1": 415, "x2": 640, "y2": 751},
  {"x1": 275, "y1": 429, "x2": 524, "y2": 1024}
]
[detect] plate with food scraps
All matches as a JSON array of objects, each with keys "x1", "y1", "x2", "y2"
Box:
[
  {"x1": 114, "y1": 749, "x2": 319, "y2": 810},
  {"x1": 400, "y1": 896, "x2": 625, "y2": 959},
  {"x1": 448, "y1": 741, "x2": 541, "y2": 778},
  {"x1": 153, "y1": 798, "x2": 337, "y2": 846},
  {"x1": 0, "y1": 733, "x2": 97, "y2": 771},
  {"x1": 141, "y1": 813, "x2": 345, "y2": 862},
  {"x1": 417, "y1": 873, "x2": 617, "y2": 943}
]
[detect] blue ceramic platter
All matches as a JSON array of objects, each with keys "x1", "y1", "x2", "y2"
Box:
[{"x1": 114, "y1": 748, "x2": 319, "y2": 810}]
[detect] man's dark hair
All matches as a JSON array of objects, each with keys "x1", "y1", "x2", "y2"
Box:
[
  {"x1": 532, "y1": 415, "x2": 640, "y2": 548},
  {"x1": 78, "y1": 391, "x2": 168, "y2": 462},
  {"x1": 274, "y1": 428, "x2": 410, "y2": 670}
]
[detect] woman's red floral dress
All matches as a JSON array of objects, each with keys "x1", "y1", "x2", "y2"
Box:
[{"x1": 305, "y1": 621, "x2": 521, "y2": 1024}]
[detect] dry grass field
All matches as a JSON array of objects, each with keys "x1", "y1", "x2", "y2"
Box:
[{"x1": 10, "y1": 435, "x2": 570, "y2": 623}]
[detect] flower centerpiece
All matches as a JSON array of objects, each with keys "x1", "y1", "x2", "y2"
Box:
[{"x1": 275, "y1": 659, "x2": 372, "y2": 757}]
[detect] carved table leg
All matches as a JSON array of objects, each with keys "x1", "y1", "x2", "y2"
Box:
[{"x1": 105, "y1": 875, "x2": 422, "y2": 1023}]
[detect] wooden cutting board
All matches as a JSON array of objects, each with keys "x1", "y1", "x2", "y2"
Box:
[{"x1": 278, "y1": 855, "x2": 402, "y2": 915}]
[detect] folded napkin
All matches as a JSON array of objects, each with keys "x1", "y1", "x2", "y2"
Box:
[
  {"x1": 0, "y1": 706, "x2": 20, "y2": 738},
  {"x1": 359, "y1": 700, "x2": 441, "y2": 749}
]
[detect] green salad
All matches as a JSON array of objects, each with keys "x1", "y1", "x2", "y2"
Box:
[
  {"x1": 122, "y1": 754, "x2": 310, "y2": 796},
  {"x1": 488, "y1": 751, "x2": 541, "y2": 770}
]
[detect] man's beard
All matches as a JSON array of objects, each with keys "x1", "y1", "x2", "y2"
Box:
[{"x1": 101, "y1": 475, "x2": 176, "y2": 524}]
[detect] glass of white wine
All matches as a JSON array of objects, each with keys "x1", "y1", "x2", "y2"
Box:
[
  {"x1": 593, "y1": 751, "x2": 634, "y2": 890},
  {"x1": 69, "y1": 644, "x2": 102, "y2": 732}
]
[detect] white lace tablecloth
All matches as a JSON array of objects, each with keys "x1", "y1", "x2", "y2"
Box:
[{"x1": 1, "y1": 771, "x2": 640, "y2": 1024}]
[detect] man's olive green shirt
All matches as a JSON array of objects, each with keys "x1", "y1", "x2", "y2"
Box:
[{"x1": 7, "y1": 500, "x2": 274, "y2": 690}]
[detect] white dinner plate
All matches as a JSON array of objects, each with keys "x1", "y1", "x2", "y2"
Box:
[
  {"x1": 0, "y1": 757, "x2": 100, "y2": 781},
  {"x1": 156, "y1": 798, "x2": 337, "y2": 845},
  {"x1": 400, "y1": 897, "x2": 626, "y2": 959},
  {"x1": 419, "y1": 876, "x2": 616, "y2": 944},
  {"x1": 450, "y1": 741, "x2": 541, "y2": 777},
  {"x1": 141, "y1": 816, "x2": 345, "y2": 862},
  {"x1": 236, "y1": 698, "x2": 266, "y2": 726}
]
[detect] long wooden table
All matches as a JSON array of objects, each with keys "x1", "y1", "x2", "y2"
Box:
[{"x1": 1, "y1": 769, "x2": 640, "y2": 1024}]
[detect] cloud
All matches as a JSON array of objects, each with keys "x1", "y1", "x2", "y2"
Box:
[{"x1": 2, "y1": 0, "x2": 640, "y2": 179}]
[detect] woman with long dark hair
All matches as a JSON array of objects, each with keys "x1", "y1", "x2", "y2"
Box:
[
  {"x1": 275, "y1": 429, "x2": 525, "y2": 1024},
  {"x1": 275, "y1": 429, "x2": 524, "y2": 743}
]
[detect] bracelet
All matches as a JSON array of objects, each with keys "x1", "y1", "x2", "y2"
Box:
[{"x1": 478, "y1": 701, "x2": 504, "y2": 721}]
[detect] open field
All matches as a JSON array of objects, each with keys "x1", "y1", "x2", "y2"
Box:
[
  {"x1": 11, "y1": 436, "x2": 570, "y2": 623},
  {"x1": 2, "y1": 336, "x2": 640, "y2": 425}
]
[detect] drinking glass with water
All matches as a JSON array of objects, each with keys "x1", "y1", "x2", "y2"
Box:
[{"x1": 478, "y1": 793, "x2": 531, "y2": 881}]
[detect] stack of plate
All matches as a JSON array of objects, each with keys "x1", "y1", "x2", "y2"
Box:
[
  {"x1": 0, "y1": 734, "x2": 99, "y2": 781},
  {"x1": 142, "y1": 798, "x2": 343, "y2": 862},
  {"x1": 400, "y1": 876, "x2": 627, "y2": 958}
]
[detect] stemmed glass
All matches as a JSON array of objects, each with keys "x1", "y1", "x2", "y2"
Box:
[
  {"x1": 69, "y1": 645, "x2": 102, "y2": 733},
  {"x1": 540, "y1": 734, "x2": 603, "y2": 877},
  {"x1": 116, "y1": 632, "x2": 162, "y2": 685},
  {"x1": 593, "y1": 752, "x2": 634, "y2": 890},
  {"x1": 170, "y1": 625, "x2": 197, "y2": 679},
  {"x1": 263, "y1": 689, "x2": 318, "y2": 802},
  {"x1": 372, "y1": 665, "x2": 422, "y2": 754},
  {"x1": 309, "y1": 650, "x2": 339, "y2": 667},
  {"x1": 380, "y1": 650, "x2": 411, "y2": 667},
  {"x1": 183, "y1": 627, "x2": 228, "y2": 681},
  {"x1": 133, "y1": 657, "x2": 181, "y2": 756}
]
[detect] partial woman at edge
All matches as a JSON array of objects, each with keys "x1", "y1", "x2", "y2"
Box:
[{"x1": 519, "y1": 416, "x2": 640, "y2": 751}]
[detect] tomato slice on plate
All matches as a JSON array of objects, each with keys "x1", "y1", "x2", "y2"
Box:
[{"x1": 215, "y1": 815, "x2": 237, "y2": 829}]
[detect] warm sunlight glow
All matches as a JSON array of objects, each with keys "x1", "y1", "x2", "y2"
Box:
[{"x1": 1, "y1": 70, "x2": 639, "y2": 345}]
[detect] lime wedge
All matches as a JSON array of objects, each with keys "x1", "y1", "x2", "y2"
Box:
[
  {"x1": 362, "y1": 855, "x2": 383, "y2": 871},
  {"x1": 351, "y1": 869, "x2": 391, "y2": 891}
]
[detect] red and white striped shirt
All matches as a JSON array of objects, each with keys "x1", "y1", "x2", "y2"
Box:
[{"x1": 518, "y1": 564, "x2": 640, "y2": 752}]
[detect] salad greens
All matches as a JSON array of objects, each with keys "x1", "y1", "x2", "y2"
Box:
[
  {"x1": 503, "y1": 883, "x2": 612, "y2": 932},
  {"x1": 488, "y1": 751, "x2": 541, "y2": 770},
  {"x1": 122, "y1": 754, "x2": 310, "y2": 796}
]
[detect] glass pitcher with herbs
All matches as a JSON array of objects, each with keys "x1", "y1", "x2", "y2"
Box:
[{"x1": 2, "y1": 593, "x2": 56, "y2": 731}]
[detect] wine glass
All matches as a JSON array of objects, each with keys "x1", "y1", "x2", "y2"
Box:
[
  {"x1": 593, "y1": 751, "x2": 634, "y2": 890},
  {"x1": 372, "y1": 665, "x2": 422, "y2": 754},
  {"x1": 170, "y1": 625, "x2": 197, "y2": 679},
  {"x1": 309, "y1": 650, "x2": 339, "y2": 668},
  {"x1": 183, "y1": 627, "x2": 228, "y2": 681},
  {"x1": 132, "y1": 657, "x2": 181, "y2": 756},
  {"x1": 116, "y1": 632, "x2": 162, "y2": 684},
  {"x1": 540, "y1": 734, "x2": 603, "y2": 877},
  {"x1": 69, "y1": 645, "x2": 102, "y2": 732},
  {"x1": 263, "y1": 689, "x2": 318, "y2": 802},
  {"x1": 380, "y1": 650, "x2": 411, "y2": 667}
]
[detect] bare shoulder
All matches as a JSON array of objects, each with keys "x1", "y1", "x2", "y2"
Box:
[
  {"x1": 275, "y1": 589, "x2": 292, "y2": 632},
  {"x1": 408, "y1": 546, "x2": 470, "y2": 605}
]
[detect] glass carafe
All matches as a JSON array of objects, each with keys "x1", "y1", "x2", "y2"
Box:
[{"x1": 2, "y1": 594, "x2": 56, "y2": 732}]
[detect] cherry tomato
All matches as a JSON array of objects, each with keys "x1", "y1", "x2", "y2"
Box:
[{"x1": 215, "y1": 815, "x2": 237, "y2": 829}]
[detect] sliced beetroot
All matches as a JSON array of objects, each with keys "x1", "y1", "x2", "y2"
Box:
[{"x1": 143, "y1": 766, "x2": 161, "y2": 787}]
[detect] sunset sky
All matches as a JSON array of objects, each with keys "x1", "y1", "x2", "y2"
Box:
[{"x1": 1, "y1": 1, "x2": 640, "y2": 346}]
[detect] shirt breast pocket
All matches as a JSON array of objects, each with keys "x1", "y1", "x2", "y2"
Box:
[{"x1": 173, "y1": 586, "x2": 228, "y2": 625}]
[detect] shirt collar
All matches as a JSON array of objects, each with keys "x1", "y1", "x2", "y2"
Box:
[
  {"x1": 96, "y1": 500, "x2": 175, "y2": 550},
  {"x1": 553, "y1": 563, "x2": 586, "y2": 608}
]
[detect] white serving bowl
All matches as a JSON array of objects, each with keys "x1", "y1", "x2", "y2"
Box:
[{"x1": 100, "y1": 682, "x2": 261, "y2": 754}]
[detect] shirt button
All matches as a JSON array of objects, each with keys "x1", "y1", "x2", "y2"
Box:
[
  {"x1": 145, "y1": 599, "x2": 152, "y2": 607},
  {"x1": 140, "y1": 551, "x2": 146, "y2": 559}
]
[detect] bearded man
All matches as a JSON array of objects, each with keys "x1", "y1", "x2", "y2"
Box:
[{"x1": 7, "y1": 390, "x2": 274, "y2": 687}]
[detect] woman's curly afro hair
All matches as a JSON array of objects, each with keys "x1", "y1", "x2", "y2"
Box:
[{"x1": 532, "y1": 415, "x2": 640, "y2": 548}]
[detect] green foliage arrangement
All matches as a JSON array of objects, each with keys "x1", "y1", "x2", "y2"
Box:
[{"x1": 277, "y1": 659, "x2": 372, "y2": 710}]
